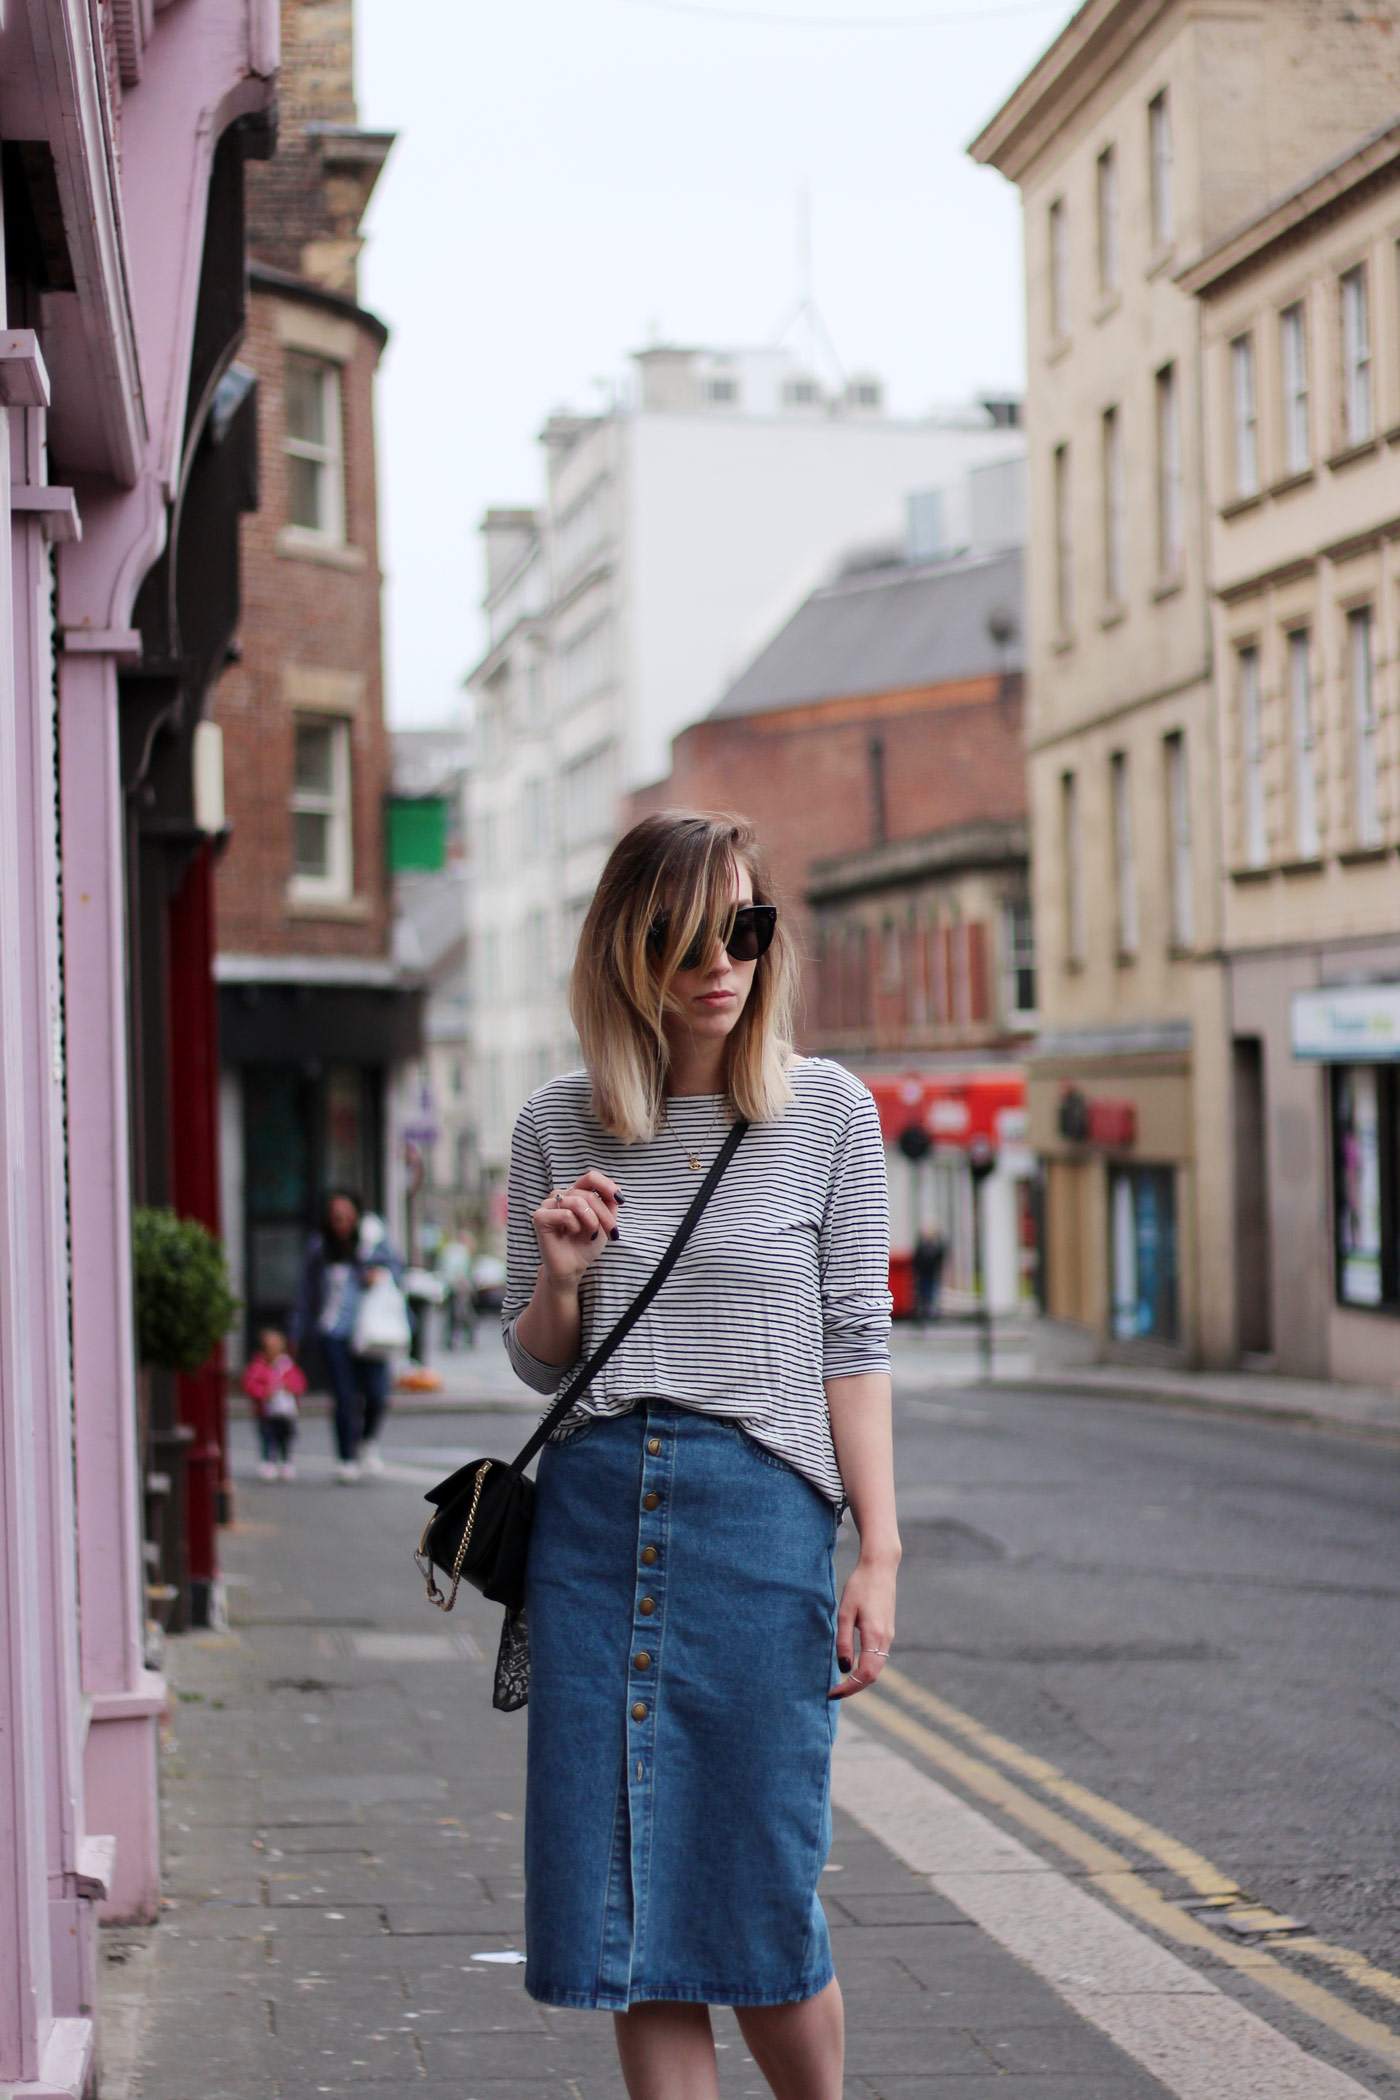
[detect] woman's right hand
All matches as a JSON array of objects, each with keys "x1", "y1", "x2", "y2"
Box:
[{"x1": 531, "y1": 1171, "x2": 622, "y2": 1292}]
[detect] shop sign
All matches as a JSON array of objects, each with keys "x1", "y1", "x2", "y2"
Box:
[
  {"x1": 1058, "y1": 1087, "x2": 1137, "y2": 1148},
  {"x1": 1292, "y1": 984, "x2": 1400, "y2": 1063}
]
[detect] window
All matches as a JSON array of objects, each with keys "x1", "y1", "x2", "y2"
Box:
[
  {"x1": 1349, "y1": 606, "x2": 1379, "y2": 846},
  {"x1": 1101, "y1": 406, "x2": 1125, "y2": 606},
  {"x1": 1110, "y1": 751, "x2": 1138, "y2": 956},
  {"x1": 1110, "y1": 1166, "x2": 1178, "y2": 1340},
  {"x1": 1061, "y1": 771, "x2": 1084, "y2": 965},
  {"x1": 1288, "y1": 629, "x2": 1318, "y2": 858},
  {"x1": 1230, "y1": 334, "x2": 1259, "y2": 498},
  {"x1": 1239, "y1": 645, "x2": 1266, "y2": 868},
  {"x1": 290, "y1": 716, "x2": 352, "y2": 900},
  {"x1": 283, "y1": 353, "x2": 345, "y2": 542},
  {"x1": 703, "y1": 375, "x2": 739, "y2": 405},
  {"x1": 1096, "y1": 146, "x2": 1120, "y2": 295},
  {"x1": 1053, "y1": 442, "x2": 1073, "y2": 634},
  {"x1": 558, "y1": 616, "x2": 614, "y2": 710},
  {"x1": 562, "y1": 743, "x2": 615, "y2": 846},
  {"x1": 1002, "y1": 897, "x2": 1037, "y2": 1022},
  {"x1": 1164, "y1": 731, "x2": 1192, "y2": 946},
  {"x1": 1155, "y1": 363, "x2": 1183, "y2": 578},
  {"x1": 1148, "y1": 90, "x2": 1173, "y2": 249},
  {"x1": 1340, "y1": 265, "x2": 1373, "y2": 445},
  {"x1": 1332, "y1": 1065, "x2": 1400, "y2": 1310},
  {"x1": 520, "y1": 776, "x2": 549, "y2": 862},
  {"x1": 1048, "y1": 197, "x2": 1068, "y2": 340},
  {"x1": 783, "y1": 377, "x2": 820, "y2": 407},
  {"x1": 1280, "y1": 303, "x2": 1310, "y2": 474}
]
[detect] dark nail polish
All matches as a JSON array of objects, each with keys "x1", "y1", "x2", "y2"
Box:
[
  {"x1": 610, "y1": 1227, "x2": 620, "y2": 1242},
  {"x1": 839, "y1": 1655, "x2": 852, "y2": 1671},
  {"x1": 591, "y1": 1230, "x2": 599, "y2": 1241},
  {"x1": 615, "y1": 1191, "x2": 625, "y2": 1205}
]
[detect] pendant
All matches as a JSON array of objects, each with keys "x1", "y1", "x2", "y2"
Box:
[{"x1": 687, "y1": 1153, "x2": 702, "y2": 1171}]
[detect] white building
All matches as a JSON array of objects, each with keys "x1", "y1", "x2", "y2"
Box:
[{"x1": 467, "y1": 343, "x2": 1025, "y2": 1195}]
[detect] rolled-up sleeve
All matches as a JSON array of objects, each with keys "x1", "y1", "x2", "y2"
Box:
[
  {"x1": 501, "y1": 1101, "x2": 575, "y2": 1393},
  {"x1": 818, "y1": 1090, "x2": 893, "y2": 1380}
]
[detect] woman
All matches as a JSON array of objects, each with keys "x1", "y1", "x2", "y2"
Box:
[
  {"x1": 290, "y1": 1190, "x2": 401, "y2": 1483},
  {"x1": 501, "y1": 810, "x2": 898, "y2": 2100}
]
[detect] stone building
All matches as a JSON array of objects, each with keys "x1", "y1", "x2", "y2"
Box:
[
  {"x1": 971, "y1": 0, "x2": 1400, "y2": 1364},
  {"x1": 212, "y1": 0, "x2": 421, "y2": 1353},
  {"x1": 1178, "y1": 118, "x2": 1400, "y2": 1385}
]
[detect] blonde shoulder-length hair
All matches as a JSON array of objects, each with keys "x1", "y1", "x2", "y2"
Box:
[{"x1": 569, "y1": 810, "x2": 799, "y2": 1144}]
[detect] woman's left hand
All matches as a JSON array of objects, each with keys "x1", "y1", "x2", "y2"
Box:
[{"x1": 828, "y1": 1553, "x2": 897, "y2": 1699}]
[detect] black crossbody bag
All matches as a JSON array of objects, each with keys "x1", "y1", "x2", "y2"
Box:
[{"x1": 413, "y1": 1118, "x2": 748, "y2": 1710}]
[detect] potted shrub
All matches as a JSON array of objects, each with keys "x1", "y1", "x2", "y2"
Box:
[{"x1": 131, "y1": 1207, "x2": 239, "y2": 1374}]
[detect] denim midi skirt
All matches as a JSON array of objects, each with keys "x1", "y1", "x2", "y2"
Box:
[{"x1": 523, "y1": 1399, "x2": 842, "y2": 2010}]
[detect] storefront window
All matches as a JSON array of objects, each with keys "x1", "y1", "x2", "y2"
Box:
[
  {"x1": 1333, "y1": 1066, "x2": 1397, "y2": 1310},
  {"x1": 1109, "y1": 1166, "x2": 1178, "y2": 1341}
]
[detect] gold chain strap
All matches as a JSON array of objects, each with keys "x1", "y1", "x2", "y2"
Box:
[{"x1": 414, "y1": 1459, "x2": 491, "y2": 1612}]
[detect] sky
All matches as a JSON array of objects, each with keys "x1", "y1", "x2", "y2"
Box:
[{"x1": 353, "y1": 0, "x2": 1079, "y2": 728}]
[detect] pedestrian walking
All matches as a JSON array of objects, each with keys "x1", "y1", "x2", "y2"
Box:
[
  {"x1": 912, "y1": 1224, "x2": 947, "y2": 1327},
  {"x1": 290, "y1": 1191, "x2": 404, "y2": 1482},
  {"x1": 242, "y1": 1327, "x2": 306, "y2": 1479},
  {"x1": 438, "y1": 1228, "x2": 478, "y2": 1349},
  {"x1": 501, "y1": 810, "x2": 898, "y2": 2100}
]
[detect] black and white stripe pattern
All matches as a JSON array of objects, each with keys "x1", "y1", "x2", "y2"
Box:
[{"x1": 502, "y1": 1056, "x2": 892, "y2": 1508}]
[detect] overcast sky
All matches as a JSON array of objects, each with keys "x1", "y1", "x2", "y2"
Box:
[{"x1": 354, "y1": 0, "x2": 1076, "y2": 728}]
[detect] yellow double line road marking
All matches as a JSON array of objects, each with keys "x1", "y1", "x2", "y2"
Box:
[{"x1": 861, "y1": 1666, "x2": 1400, "y2": 2070}]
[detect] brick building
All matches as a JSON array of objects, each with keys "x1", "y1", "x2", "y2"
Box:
[
  {"x1": 630, "y1": 532, "x2": 1037, "y2": 1315},
  {"x1": 212, "y1": 0, "x2": 420, "y2": 1352}
]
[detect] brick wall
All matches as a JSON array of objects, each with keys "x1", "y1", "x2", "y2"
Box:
[
  {"x1": 211, "y1": 284, "x2": 392, "y2": 961},
  {"x1": 246, "y1": 0, "x2": 359, "y2": 285},
  {"x1": 627, "y1": 674, "x2": 1027, "y2": 1037}
]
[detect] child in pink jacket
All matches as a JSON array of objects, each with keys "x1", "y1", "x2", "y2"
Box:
[{"x1": 243, "y1": 1327, "x2": 307, "y2": 1480}]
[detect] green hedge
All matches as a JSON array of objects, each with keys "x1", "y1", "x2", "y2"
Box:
[{"x1": 131, "y1": 1207, "x2": 239, "y2": 1374}]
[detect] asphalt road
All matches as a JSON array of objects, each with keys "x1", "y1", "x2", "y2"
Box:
[{"x1": 357, "y1": 1359, "x2": 1400, "y2": 2077}]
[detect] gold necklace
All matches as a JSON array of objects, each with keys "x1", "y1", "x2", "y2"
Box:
[{"x1": 659, "y1": 1095, "x2": 728, "y2": 1172}]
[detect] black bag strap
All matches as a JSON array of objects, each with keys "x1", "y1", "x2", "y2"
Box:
[{"x1": 509, "y1": 1116, "x2": 749, "y2": 1473}]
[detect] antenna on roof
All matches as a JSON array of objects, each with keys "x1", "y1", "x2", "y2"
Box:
[{"x1": 770, "y1": 184, "x2": 847, "y2": 390}]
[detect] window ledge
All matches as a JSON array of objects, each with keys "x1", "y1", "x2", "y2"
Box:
[
  {"x1": 1166, "y1": 943, "x2": 1195, "y2": 961},
  {"x1": 1325, "y1": 437, "x2": 1380, "y2": 474},
  {"x1": 1092, "y1": 290, "x2": 1122, "y2": 326},
  {"x1": 1229, "y1": 863, "x2": 1272, "y2": 885},
  {"x1": 1051, "y1": 630, "x2": 1076, "y2": 655},
  {"x1": 1220, "y1": 489, "x2": 1264, "y2": 521},
  {"x1": 1099, "y1": 602, "x2": 1127, "y2": 630},
  {"x1": 1146, "y1": 242, "x2": 1176, "y2": 281},
  {"x1": 1046, "y1": 336, "x2": 1072, "y2": 367},
  {"x1": 1063, "y1": 956, "x2": 1086, "y2": 976},
  {"x1": 276, "y1": 528, "x2": 368, "y2": 571},
  {"x1": 1336, "y1": 843, "x2": 1391, "y2": 867},
  {"x1": 1278, "y1": 855, "x2": 1324, "y2": 877},
  {"x1": 1114, "y1": 949, "x2": 1139, "y2": 969},
  {"x1": 1268, "y1": 467, "x2": 1314, "y2": 499},
  {"x1": 1386, "y1": 424, "x2": 1400, "y2": 448},
  {"x1": 284, "y1": 890, "x2": 372, "y2": 920},
  {"x1": 1152, "y1": 575, "x2": 1184, "y2": 603}
]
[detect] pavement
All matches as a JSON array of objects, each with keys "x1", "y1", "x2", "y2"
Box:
[{"x1": 96, "y1": 1413, "x2": 1201, "y2": 2100}]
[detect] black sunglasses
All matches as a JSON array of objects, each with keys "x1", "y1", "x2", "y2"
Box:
[{"x1": 648, "y1": 903, "x2": 778, "y2": 972}]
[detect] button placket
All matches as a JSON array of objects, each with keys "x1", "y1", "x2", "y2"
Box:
[{"x1": 626, "y1": 1405, "x2": 675, "y2": 1951}]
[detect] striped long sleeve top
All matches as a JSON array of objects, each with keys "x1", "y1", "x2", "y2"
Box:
[{"x1": 501, "y1": 1056, "x2": 893, "y2": 1508}]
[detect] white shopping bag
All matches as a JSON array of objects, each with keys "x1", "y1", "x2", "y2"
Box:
[{"x1": 353, "y1": 1272, "x2": 412, "y2": 1358}]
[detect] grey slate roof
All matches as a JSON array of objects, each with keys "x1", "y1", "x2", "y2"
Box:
[{"x1": 709, "y1": 544, "x2": 1023, "y2": 719}]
